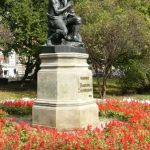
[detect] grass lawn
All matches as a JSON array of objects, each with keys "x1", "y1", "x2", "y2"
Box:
[
  {"x1": 93, "y1": 77, "x2": 150, "y2": 100},
  {"x1": 0, "y1": 78, "x2": 150, "y2": 101},
  {"x1": 0, "y1": 82, "x2": 36, "y2": 101}
]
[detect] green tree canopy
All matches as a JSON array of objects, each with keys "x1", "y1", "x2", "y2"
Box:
[
  {"x1": 0, "y1": 0, "x2": 48, "y2": 81},
  {"x1": 0, "y1": 19, "x2": 13, "y2": 51},
  {"x1": 0, "y1": 0, "x2": 150, "y2": 94},
  {"x1": 75, "y1": 0, "x2": 150, "y2": 97}
]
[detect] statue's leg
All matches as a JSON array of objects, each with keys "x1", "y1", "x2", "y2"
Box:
[
  {"x1": 54, "y1": 18, "x2": 68, "y2": 40},
  {"x1": 47, "y1": 17, "x2": 69, "y2": 45},
  {"x1": 71, "y1": 25, "x2": 82, "y2": 42},
  {"x1": 47, "y1": 32, "x2": 56, "y2": 45},
  {"x1": 66, "y1": 15, "x2": 82, "y2": 42}
]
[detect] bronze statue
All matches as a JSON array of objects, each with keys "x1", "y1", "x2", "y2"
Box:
[{"x1": 47, "y1": 0, "x2": 83, "y2": 47}]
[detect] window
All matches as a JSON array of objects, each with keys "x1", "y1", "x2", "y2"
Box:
[
  {"x1": 4, "y1": 70, "x2": 8, "y2": 75},
  {"x1": 14, "y1": 69, "x2": 16, "y2": 74}
]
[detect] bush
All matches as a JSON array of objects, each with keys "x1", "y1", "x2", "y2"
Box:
[{"x1": 119, "y1": 59, "x2": 150, "y2": 93}]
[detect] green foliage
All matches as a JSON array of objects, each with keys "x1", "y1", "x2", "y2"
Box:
[
  {"x1": 99, "y1": 110, "x2": 131, "y2": 122},
  {"x1": 6, "y1": 0, "x2": 47, "y2": 52},
  {"x1": 0, "y1": 109, "x2": 7, "y2": 118},
  {"x1": 1, "y1": 0, "x2": 150, "y2": 93},
  {"x1": 76, "y1": 0, "x2": 150, "y2": 61},
  {"x1": 0, "y1": 0, "x2": 48, "y2": 76},
  {"x1": 0, "y1": 0, "x2": 48, "y2": 81},
  {"x1": 119, "y1": 59, "x2": 150, "y2": 93},
  {"x1": 0, "y1": 105, "x2": 32, "y2": 115},
  {"x1": 75, "y1": 0, "x2": 150, "y2": 96},
  {"x1": 0, "y1": 18, "x2": 13, "y2": 50}
]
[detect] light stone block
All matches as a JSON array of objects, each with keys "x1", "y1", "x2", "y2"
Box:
[{"x1": 32, "y1": 52, "x2": 99, "y2": 130}]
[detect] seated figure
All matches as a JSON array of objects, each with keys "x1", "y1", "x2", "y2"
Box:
[{"x1": 47, "y1": 0, "x2": 83, "y2": 47}]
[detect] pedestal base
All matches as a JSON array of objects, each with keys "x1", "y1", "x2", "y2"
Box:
[{"x1": 32, "y1": 101, "x2": 99, "y2": 130}]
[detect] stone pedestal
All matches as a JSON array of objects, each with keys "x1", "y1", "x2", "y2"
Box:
[{"x1": 32, "y1": 46, "x2": 99, "y2": 130}]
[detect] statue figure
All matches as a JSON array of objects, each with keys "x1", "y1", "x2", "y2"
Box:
[{"x1": 47, "y1": 0, "x2": 83, "y2": 47}]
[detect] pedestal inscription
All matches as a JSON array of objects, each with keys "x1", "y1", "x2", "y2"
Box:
[
  {"x1": 79, "y1": 76, "x2": 92, "y2": 93},
  {"x1": 78, "y1": 76, "x2": 93, "y2": 99}
]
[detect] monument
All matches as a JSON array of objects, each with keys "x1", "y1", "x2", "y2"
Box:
[{"x1": 32, "y1": 0, "x2": 99, "y2": 130}]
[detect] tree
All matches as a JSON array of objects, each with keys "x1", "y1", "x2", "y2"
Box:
[
  {"x1": 118, "y1": 58, "x2": 150, "y2": 93},
  {"x1": 1, "y1": 0, "x2": 150, "y2": 95},
  {"x1": 75, "y1": 0, "x2": 150, "y2": 98},
  {"x1": 0, "y1": 0, "x2": 48, "y2": 82},
  {"x1": 0, "y1": 18, "x2": 13, "y2": 51}
]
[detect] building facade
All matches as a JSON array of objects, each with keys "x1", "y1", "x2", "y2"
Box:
[{"x1": 0, "y1": 49, "x2": 25, "y2": 81}]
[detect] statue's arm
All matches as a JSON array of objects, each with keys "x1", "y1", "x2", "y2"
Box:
[{"x1": 51, "y1": 0, "x2": 72, "y2": 15}]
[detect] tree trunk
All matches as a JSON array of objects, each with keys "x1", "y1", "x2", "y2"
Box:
[
  {"x1": 100, "y1": 63, "x2": 112, "y2": 99},
  {"x1": 101, "y1": 77, "x2": 107, "y2": 99},
  {"x1": 30, "y1": 57, "x2": 41, "y2": 81},
  {"x1": 21, "y1": 56, "x2": 35, "y2": 84},
  {"x1": 20, "y1": 54, "x2": 41, "y2": 88}
]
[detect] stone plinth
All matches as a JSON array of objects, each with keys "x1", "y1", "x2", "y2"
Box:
[{"x1": 32, "y1": 46, "x2": 99, "y2": 130}]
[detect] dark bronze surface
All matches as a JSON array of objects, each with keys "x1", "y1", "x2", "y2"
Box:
[{"x1": 47, "y1": 0, "x2": 83, "y2": 47}]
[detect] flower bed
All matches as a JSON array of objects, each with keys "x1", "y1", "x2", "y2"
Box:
[
  {"x1": 0, "y1": 109, "x2": 7, "y2": 118},
  {"x1": 0, "y1": 100, "x2": 33, "y2": 115},
  {"x1": 98, "y1": 99, "x2": 150, "y2": 122},
  {"x1": 0, "y1": 99, "x2": 150, "y2": 149}
]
